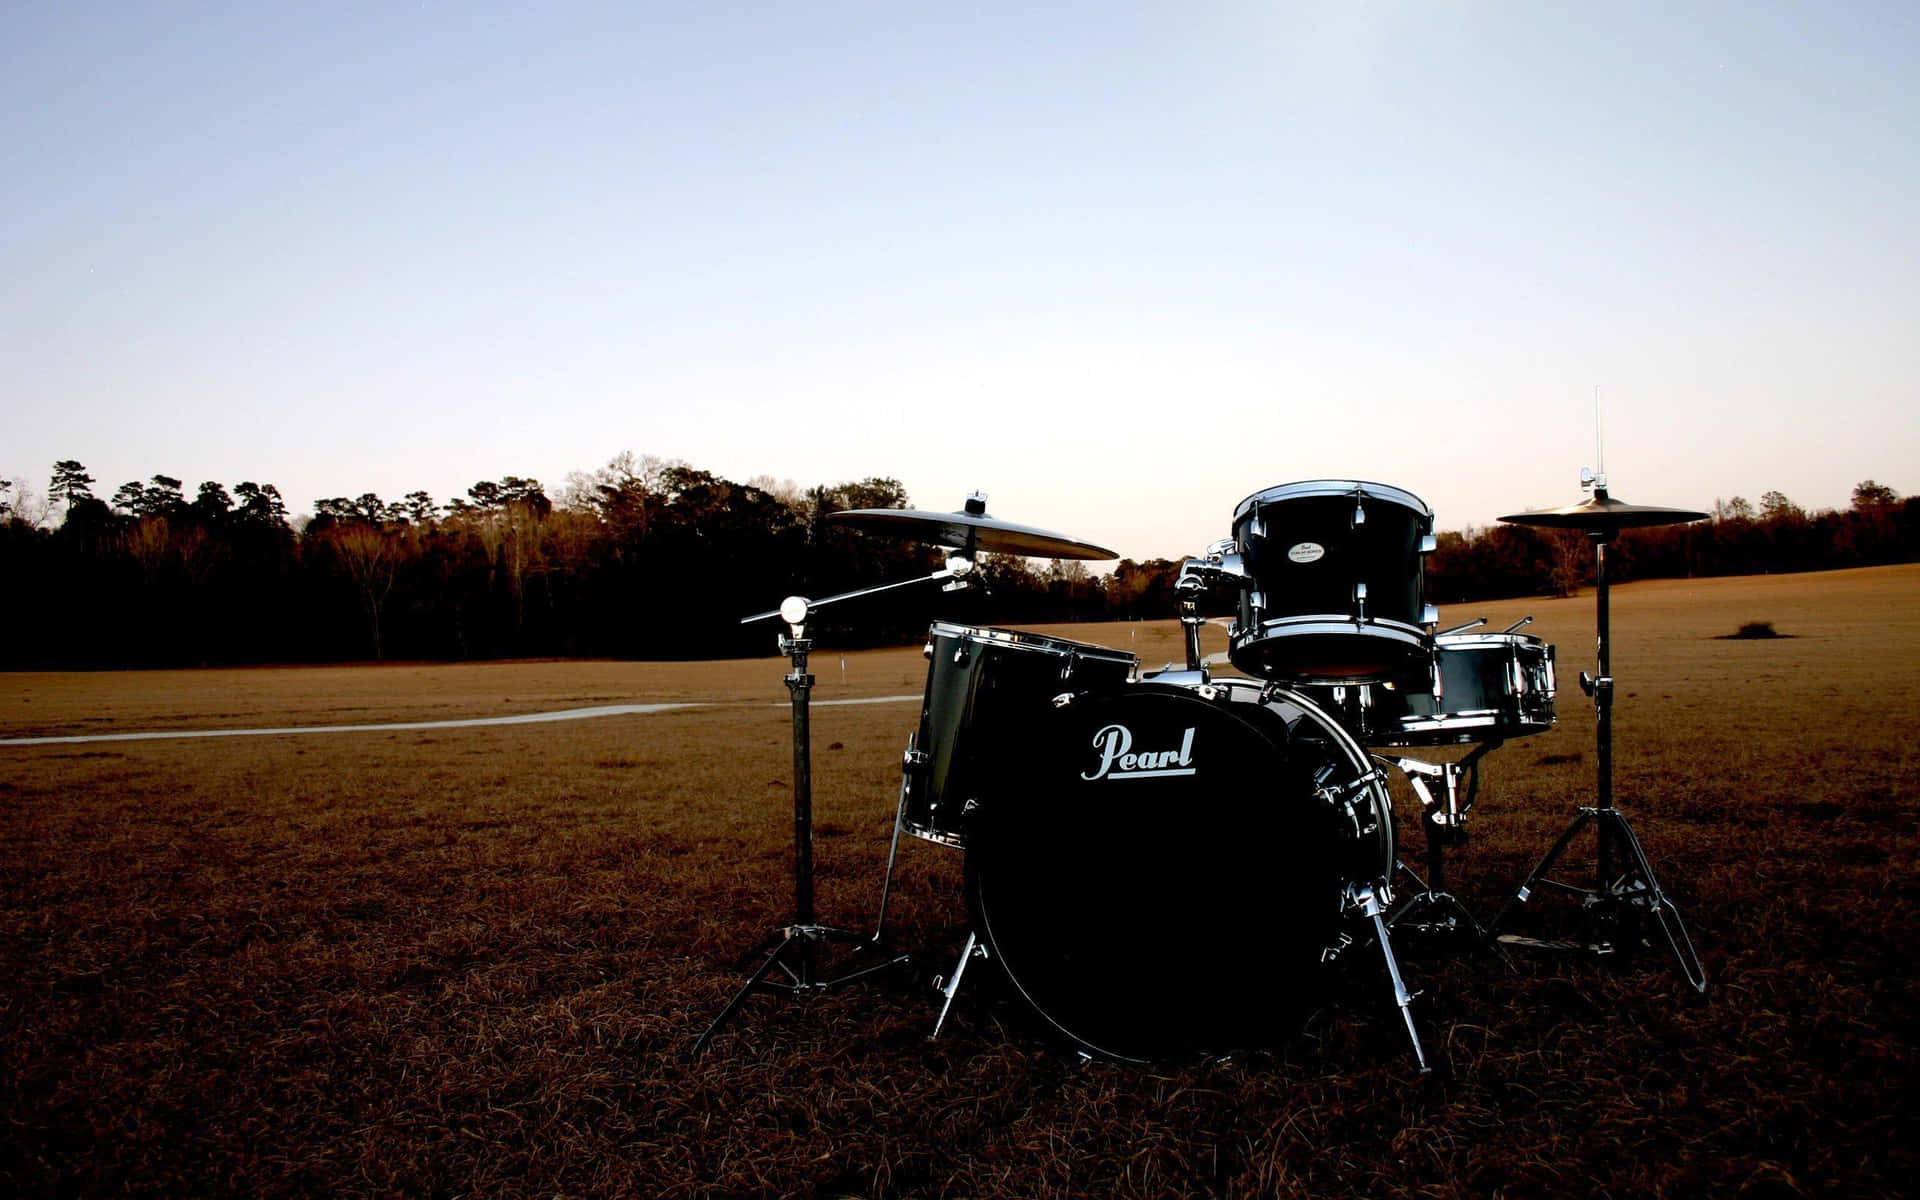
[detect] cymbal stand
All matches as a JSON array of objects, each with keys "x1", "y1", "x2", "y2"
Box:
[
  {"x1": 1488, "y1": 521, "x2": 1707, "y2": 993},
  {"x1": 691, "y1": 561, "x2": 972, "y2": 1059}
]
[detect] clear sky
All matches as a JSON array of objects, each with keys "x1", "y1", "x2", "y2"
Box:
[{"x1": 5, "y1": 1, "x2": 1916, "y2": 562}]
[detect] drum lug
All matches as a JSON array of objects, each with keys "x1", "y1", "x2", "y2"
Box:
[
  {"x1": 1420, "y1": 534, "x2": 1438, "y2": 555},
  {"x1": 1421, "y1": 604, "x2": 1440, "y2": 628},
  {"x1": 1321, "y1": 930, "x2": 1356, "y2": 964},
  {"x1": 922, "y1": 639, "x2": 935, "y2": 660},
  {"x1": 1350, "y1": 487, "x2": 1367, "y2": 528},
  {"x1": 1354, "y1": 582, "x2": 1368, "y2": 625}
]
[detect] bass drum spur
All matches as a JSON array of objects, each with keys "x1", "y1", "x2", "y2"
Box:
[{"x1": 963, "y1": 680, "x2": 1394, "y2": 1061}]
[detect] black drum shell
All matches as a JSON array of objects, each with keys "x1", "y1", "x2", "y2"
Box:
[
  {"x1": 1297, "y1": 633, "x2": 1556, "y2": 747},
  {"x1": 1227, "y1": 481, "x2": 1435, "y2": 684},
  {"x1": 964, "y1": 682, "x2": 1390, "y2": 1061},
  {"x1": 903, "y1": 623, "x2": 1136, "y2": 845}
]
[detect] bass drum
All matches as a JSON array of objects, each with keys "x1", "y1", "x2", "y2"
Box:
[{"x1": 965, "y1": 681, "x2": 1392, "y2": 1061}]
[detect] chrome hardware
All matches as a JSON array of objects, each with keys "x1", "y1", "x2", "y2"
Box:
[
  {"x1": 1176, "y1": 540, "x2": 1251, "y2": 596},
  {"x1": 1420, "y1": 533, "x2": 1438, "y2": 554},
  {"x1": 1354, "y1": 581, "x2": 1369, "y2": 624},
  {"x1": 1421, "y1": 604, "x2": 1440, "y2": 627},
  {"x1": 1502, "y1": 615, "x2": 1534, "y2": 634}
]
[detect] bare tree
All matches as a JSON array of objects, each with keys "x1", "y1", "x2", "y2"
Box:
[
  {"x1": 15, "y1": 480, "x2": 51, "y2": 529},
  {"x1": 124, "y1": 516, "x2": 173, "y2": 586},
  {"x1": 328, "y1": 523, "x2": 401, "y2": 659}
]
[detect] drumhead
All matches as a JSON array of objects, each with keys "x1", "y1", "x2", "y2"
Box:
[{"x1": 965, "y1": 685, "x2": 1351, "y2": 1061}]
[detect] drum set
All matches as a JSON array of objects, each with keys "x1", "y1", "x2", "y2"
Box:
[{"x1": 692, "y1": 478, "x2": 1707, "y2": 1068}]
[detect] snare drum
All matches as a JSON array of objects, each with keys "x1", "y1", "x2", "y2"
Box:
[
  {"x1": 901, "y1": 623, "x2": 1136, "y2": 846},
  {"x1": 1299, "y1": 632, "x2": 1556, "y2": 747},
  {"x1": 1226, "y1": 481, "x2": 1438, "y2": 684}
]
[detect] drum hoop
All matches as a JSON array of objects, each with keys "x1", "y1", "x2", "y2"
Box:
[
  {"x1": 926, "y1": 621, "x2": 1138, "y2": 666},
  {"x1": 1238, "y1": 682, "x2": 1395, "y2": 878},
  {"x1": 1432, "y1": 632, "x2": 1550, "y2": 652},
  {"x1": 1232, "y1": 479, "x2": 1434, "y2": 523},
  {"x1": 1237, "y1": 617, "x2": 1430, "y2": 643}
]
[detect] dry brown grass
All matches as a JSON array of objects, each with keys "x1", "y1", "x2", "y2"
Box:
[{"x1": 3, "y1": 565, "x2": 1916, "y2": 1197}]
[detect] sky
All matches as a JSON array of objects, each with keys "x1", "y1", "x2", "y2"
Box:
[{"x1": 4, "y1": 1, "x2": 1917, "y2": 563}]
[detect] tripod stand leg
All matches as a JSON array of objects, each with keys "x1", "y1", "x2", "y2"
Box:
[
  {"x1": 1488, "y1": 807, "x2": 1595, "y2": 937},
  {"x1": 1601, "y1": 812, "x2": 1708, "y2": 994},
  {"x1": 872, "y1": 774, "x2": 910, "y2": 943},
  {"x1": 690, "y1": 927, "x2": 802, "y2": 1060}
]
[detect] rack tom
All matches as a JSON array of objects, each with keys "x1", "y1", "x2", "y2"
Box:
[{"x1": 1226, "y1": 480, "x2": 1438, "y2": 684}]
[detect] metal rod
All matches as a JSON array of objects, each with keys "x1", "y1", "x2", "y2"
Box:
[
  {"x1": 788, "y1": 635, "x2": 816, "y2": 946},
  {"x1": 741, "y1": 564, "x2": 961, "y2": 625}
]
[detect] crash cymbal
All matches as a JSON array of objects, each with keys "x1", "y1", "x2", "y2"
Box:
[
  {"x1": 827, "y1": 496, "x2": 1118, "y2": 560},
  {"x1": 1499, "y1": 489, "x2": 1708, "y2": 531}
]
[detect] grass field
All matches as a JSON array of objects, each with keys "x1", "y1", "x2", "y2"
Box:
[{"x1": 4, "y1": 565, "x2": 1917, "y2": 1198}]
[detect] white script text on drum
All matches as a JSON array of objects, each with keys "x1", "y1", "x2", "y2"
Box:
[{"x1": 1081, "y1": 725, "x2": 1197, "y2": 782}]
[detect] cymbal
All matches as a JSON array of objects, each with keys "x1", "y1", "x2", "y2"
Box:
[
  {"x1": 827, "y1": 504, "x2": 1118, "y2": 560},
  {"x1": 1499, "y1": 490, "x2": 1708, "y2": 531}
]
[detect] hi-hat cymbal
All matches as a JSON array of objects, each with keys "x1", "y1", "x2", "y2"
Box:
[
  {"x1": 1499, "y1": 490, "x2": 1708, "y2": 531},
  {"x1": 827, "y1": 502, "x2": 1118, "y2": 560}
]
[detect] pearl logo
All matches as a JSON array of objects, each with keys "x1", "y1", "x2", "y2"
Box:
[
  {"x1": 1081, "y1": 724, "x2": 1197, "y2": 781},
  {"x1": 1288, "y1": 542, "x2": 1325, "y2": 564}
]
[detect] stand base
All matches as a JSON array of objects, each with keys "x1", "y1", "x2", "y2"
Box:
[
  {"x1": 690, "y1": 924, "x2": 914, "y2": 1059},
  {"x1": 1389, "y1": 886, "x2": 1497, "y2": 947},
  {"x1": 1490, "y1": 805, "x2": 1707, "y2": 994}
]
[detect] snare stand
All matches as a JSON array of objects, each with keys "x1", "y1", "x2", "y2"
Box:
[
  {"x1": 692, "y1": 566, "x2": 972, "y2": 1059},
  {"x1": 1388, "y1": 743, "x2": 1501, "y2": 946},
  {"x1": 1487, "y1": 485, "x2": 1708, "y2": 993}
]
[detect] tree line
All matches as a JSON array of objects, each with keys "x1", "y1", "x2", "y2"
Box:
[{"x1": 1, "y1": 460, "x2": 1913, "y2": 668}]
